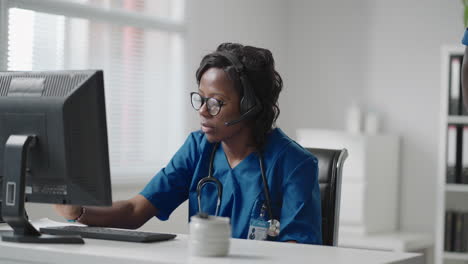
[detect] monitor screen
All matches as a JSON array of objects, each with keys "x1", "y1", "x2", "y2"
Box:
[{"x1": 0, "y1": 70, "x2": 112, "y2": 243}]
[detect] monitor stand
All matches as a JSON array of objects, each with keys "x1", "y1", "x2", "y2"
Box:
[{"x1": 1, "y1": 135, "x2": 84, "y2": 244}]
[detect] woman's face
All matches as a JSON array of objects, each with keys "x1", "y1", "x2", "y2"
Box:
[{"x1": 198, "y1": 67, "x2": 244, "y2": 143}]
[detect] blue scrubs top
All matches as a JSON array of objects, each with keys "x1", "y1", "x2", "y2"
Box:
[
  {"x1": 140, "y1": 128, "x2": 322, "y2": 244},
  {"x1": 462, "y1": 28, "x2": 468, "y2": 45}
]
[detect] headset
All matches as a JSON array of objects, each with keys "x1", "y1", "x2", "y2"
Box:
[
  {"x1": 196, "y1": 51, "x2": 280, "y2": 238},
  {"x1": 216, "y1": 51, "x2": 263, "y2": 127}
]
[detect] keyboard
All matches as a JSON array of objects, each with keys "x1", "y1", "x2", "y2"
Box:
[{"x1": 40, "y1": 225, "x2": 176, "y2": 243}]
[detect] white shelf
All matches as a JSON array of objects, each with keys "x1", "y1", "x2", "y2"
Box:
[
  {"x1": 444, "y1": 252, "x2": 468, "y2": 261},
  {"x1": 445, "y1": 184, "x2": 468, "y2": 193},
  {"x1": 436, "y1": 46, "x2": 465, "y2": 264},
  {"x1": 448, "y1": 116, "x2": 468, "y2": 125}
]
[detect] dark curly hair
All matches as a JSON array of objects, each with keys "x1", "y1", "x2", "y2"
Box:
[{"x1": 196, "y1": 43, "x2": 283, "y2": 149}]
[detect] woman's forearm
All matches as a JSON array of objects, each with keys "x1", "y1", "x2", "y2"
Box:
[{"x1": 78, "y1": 195, "x2": 157, "y2": 229}]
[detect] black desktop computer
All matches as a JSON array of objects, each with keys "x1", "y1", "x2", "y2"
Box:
[{"x1": 0, "y1": 70, "x2": 112, "y2": 243}]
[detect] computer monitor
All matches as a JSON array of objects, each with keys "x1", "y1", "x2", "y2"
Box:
[{"x1": 0, "y1": 70, "x2": 112, "y2": 243}]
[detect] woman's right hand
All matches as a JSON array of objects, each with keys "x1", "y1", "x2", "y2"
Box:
[{"x1": 53, "y1": 204, "x2": 82, "y2": 220}]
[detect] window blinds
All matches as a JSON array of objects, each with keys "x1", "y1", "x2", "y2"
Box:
[{"x1": 4, "y1": 0, "x2": 185, "y2": 182}]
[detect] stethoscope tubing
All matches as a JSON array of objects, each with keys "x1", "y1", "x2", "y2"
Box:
[
  {"x1": 257, "y1": 152, "x2": 274, "y2": 223},
  {"x1": 196, "y1": 142, "x2": 281, "y2": 238},
  {"x1": 196, "y1": 142, "x2": 275, "y2": 222},
  {"x1": 196, "y1": 142, "x2": 223, "y2": 216}
]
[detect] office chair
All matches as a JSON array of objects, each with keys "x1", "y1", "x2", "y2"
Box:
[{"x1": 306, "y1": 148, "x2": 348, "y2": 246}]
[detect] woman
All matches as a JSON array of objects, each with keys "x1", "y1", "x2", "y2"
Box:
[{"x1": 55, "y1": 43, "x2": 322, "y2": 244}]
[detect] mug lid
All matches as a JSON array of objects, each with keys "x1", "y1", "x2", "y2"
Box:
[{"x1": 190, "y1": 214, "x2": 230, "y2": 225}]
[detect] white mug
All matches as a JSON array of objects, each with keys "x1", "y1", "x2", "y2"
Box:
[{"x1": 189, "y1": 214, "x2": 231, "y2": 257}]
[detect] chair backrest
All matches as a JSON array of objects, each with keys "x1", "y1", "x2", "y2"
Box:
[{"x1": 306, "y1": 148, "x2": 348, "y2": 246}]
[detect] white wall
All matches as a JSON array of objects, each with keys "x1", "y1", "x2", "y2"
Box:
[
  {"x1": 282, "y1": 0, "x2": 463, "y2": 233},
  {"x1": 184, "y1": 0, "x2": 288, "y2": 134},
  {"x1": 365, "y1": 0, "x2": 462, "y2": 232},
  {"x1": 280, "y1": 0, "x2": 371, "y2": 132}
]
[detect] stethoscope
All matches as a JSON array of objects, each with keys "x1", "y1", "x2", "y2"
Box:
[{"x1": 196, "y1": 142, "x2": 280, "y2": 238}]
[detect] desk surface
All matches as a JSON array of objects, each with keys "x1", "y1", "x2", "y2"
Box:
[
  {"x1": 339, "y1": 231, "x2": 434, "y2": 252},
  {"x1": 0, "y1": 233, "x2": 423, "y2": 264}
]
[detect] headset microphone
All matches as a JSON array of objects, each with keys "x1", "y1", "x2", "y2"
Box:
[
  {"x1": 224, "y1": 113, "x2": 249, "y2": 127},
  {"x1": 224, "y1": 104, "x2": 261, "y2": 126}
]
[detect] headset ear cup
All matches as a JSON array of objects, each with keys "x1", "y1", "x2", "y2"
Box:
[
  {"x1": 239, "y1": 76, "x2": 256, "y2": 114},
  {"x1": 239, "y1": 96, "x2": 251, "y2": 115},
  {"x1": 239, "y1": 95, "x2": 262, "y2": 120}
]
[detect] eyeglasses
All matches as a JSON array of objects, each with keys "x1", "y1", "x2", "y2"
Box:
[{"x1": 190, "y1": 92, "x2": 226, "y2": 116}]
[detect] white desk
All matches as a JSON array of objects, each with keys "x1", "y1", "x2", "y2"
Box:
[
  {"x1": 0, "y1": 233, "x2": 424, "y2": 264},
  {"x1": 339, "y1": 232, "x2": 434, "y2": 264},
  {"x1": 339, "y1": 232, "x2": 433, "y2": 252}
]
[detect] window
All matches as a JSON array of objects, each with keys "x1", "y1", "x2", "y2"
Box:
[{"x1": 1, "y1": 0, "x2": 186, "y2": 182}]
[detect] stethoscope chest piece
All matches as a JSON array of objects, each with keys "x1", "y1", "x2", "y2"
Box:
[{"x1": 267, "y1": 219, "x2": 280, "y2": 237}]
